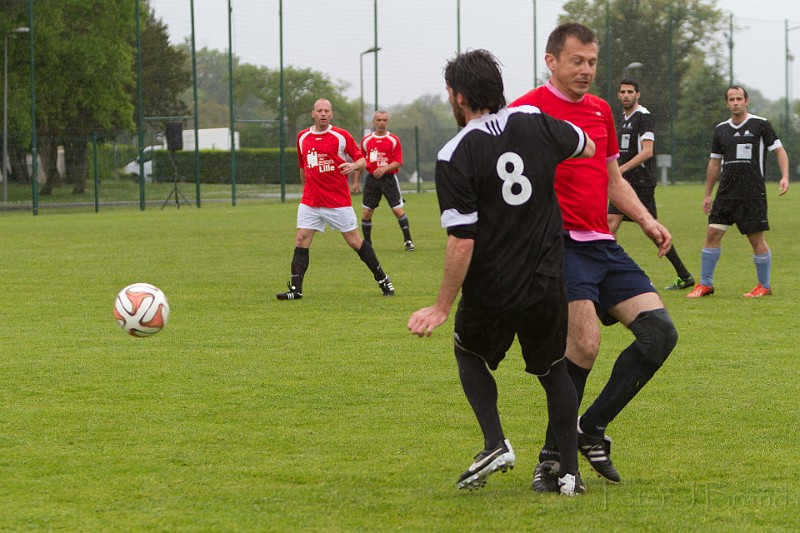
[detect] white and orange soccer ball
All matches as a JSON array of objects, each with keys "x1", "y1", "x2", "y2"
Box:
[{"x1": 113, "y1": 282, "x2": 170, "y2": 337}]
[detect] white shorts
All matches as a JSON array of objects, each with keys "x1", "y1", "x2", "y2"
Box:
[{"x1": 297, "y1": 203, "x2": 358, "y2": 233}]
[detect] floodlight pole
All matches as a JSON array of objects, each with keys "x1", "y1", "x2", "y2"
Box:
[{"x1": 360, "y1": 46, "x2": 380, "y2": 136}]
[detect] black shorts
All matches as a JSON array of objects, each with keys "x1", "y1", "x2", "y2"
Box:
[
  {"x1": 708, "y1": 197, "x2": 769, "y2": 234},
  {"x1": 564, "y1": 237, "x2": 656, "y2": 326},
  {"x1": 362, "y1": 173, "x2": 404, "y2": 210},
  {"x1": 453, "y1": 276, "x2": 568, "y2": 376},
  {"x1": 608, "y1": 185, "x2": 657, "y2": 219}
]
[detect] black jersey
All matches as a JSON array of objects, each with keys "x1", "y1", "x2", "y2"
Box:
[
  {"x1": 711, "y1": 114, "x2": 782, "y2": 199},
  {"x1": 617, "y1": 105, "x2": 656, "y2": 187},
  {"x1": 435, "y1": 106, "x2": 587, "y2": 311}
]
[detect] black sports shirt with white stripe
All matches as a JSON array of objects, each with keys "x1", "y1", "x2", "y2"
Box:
[
  {"x1": 618, "y1": 105, "x2": 656, "y2": 187},
  {"x1": 711, "y1": 114, "x2": 782, "y2": 199},
  {"x1": 435, "y1": 106, "x2": 587, "y2": 311}
]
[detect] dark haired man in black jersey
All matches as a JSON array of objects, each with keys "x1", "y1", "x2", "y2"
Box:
[
  {"x1": 687, "y1": 85, "x2": 789, "y2": 298},
  {"x1": 408, "y1": 49, "x2": 595, "y2": 496},
  {"x1": 610, "y1": 78, "x2": 694, "y2": 290}
]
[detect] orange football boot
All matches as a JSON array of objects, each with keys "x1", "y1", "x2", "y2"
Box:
[
  {"x1": 743, "y1": 284, "x2": 772, "y2": 298},
  {"x1": 686, "y1": 283, "x2": 715, "y2": 298}
]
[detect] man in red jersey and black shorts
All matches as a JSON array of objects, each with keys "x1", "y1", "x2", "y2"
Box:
[
  {"x1": 276, "y1": 98, "x2": 394, "y2": 301},
  {"x1": 509, "y1": 23, "x2": 678, "y2": 487},
  {"x1": 353, "y1": 110, "x2": 415, "y2": 252}
]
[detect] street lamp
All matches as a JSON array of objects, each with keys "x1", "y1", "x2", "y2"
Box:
[
  {"x1": 621, "y1": 61, "x2": 643, "y2": 79},
  {"x1": 360, "y1": 46, "x2": 381, "y2": 137},
  {"x1": 3, "y1": 26, "x2": 29, "y2": 204}
]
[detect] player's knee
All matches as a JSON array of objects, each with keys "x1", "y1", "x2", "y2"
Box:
[{"x1": 629, "y1": 308, "x2": 678, "y2": 369}]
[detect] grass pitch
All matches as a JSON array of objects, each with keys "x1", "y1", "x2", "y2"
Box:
[{"x1": 1, "y1": 184, "x2": 798, "y2": 532}]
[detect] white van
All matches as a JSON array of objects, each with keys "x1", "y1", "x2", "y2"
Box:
[{"x1": 123, "y1": 145, "x2": 163, "y2": 181}]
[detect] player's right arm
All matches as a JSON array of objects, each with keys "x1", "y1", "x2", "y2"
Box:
[
  {"x1": 578, "y1": 135, "x2": 595, "y2": 159},
  {"x1": 408, "y1": 234, "x2": 474, "y2": 337},
  {"x1": 704, "y1": 157, "x2": 721, "y2": 214},
  {"x1": 608, "y1": 158, "x2": 671, "y2": 256},
  {"x1": 618, "y1": 138, "x2": 653, "y2": 175}
]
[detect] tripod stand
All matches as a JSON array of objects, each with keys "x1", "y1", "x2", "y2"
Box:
[{"x1": 161, "y1": 149, "x2": 191, "y2": 209}]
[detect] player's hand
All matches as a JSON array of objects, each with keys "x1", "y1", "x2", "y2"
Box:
[
  {"x1": 408, "y1": 306, "x2": 449, "y2": 337},
  {"x1": 641, "y1": 219, "x2": 672, "y2": 258},
  {"x1": 351, "y1": 183, "x2": 360, "y2": 194},
  {"x1": 702, "y1": 195, "x2": 713, "y2": 215},
  {"x1": 339, "y1": 162, "x2": 356, "y2": 174},
  {"x1": 373, "y1": 167, "x2": 385, "y2": 179},
  {"x1": 778, "y1": 177, "x2": 789, "y2": 196}
]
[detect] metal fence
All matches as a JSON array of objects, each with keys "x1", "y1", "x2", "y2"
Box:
[{"x1": 1, "y1": 1, "x2": 799, "y2": 215}]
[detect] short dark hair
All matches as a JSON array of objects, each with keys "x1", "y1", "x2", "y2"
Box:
[
  {"x1": 726, "y1": 85, "x2": 748, "y2": 100},
  {"x1": 444, "y1": 49, "x2": 505, "y2": 113},
  {"x1": 619, "y1": 78, "x2": 639, "y2": 92},
  {"x1": 546, "y1": 22, "x2": 598, "y2": 58}
]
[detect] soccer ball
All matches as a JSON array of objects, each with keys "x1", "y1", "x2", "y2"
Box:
[{"x1": 113, "y1": 282, "x2": 170, "y2": 337}]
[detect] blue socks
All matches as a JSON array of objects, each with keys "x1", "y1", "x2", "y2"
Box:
[
  {"x1": 700, "y1": 247, "x2": 721, "y2": 287},
  {"x1": 701, "y1": 248, "x2": 771, "y2": 288},
  {"x1": 754, "y1": 251, "x2": 771, "y2": 288}
]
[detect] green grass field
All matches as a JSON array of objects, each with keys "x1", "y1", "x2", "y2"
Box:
[{"x1": 1, "y1": 184, "x2": 798, "y2": 532}]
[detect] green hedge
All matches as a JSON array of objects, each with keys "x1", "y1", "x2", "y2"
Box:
[{"x1": 151, "y1": 148, "x2": 301, "y2": 184}]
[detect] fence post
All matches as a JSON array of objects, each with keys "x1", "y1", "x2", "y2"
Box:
[
  {"x1": 28, "y1": 0, "x2": 38, "y2": 215},
  {"x1": 92, "y1": 132, "x2": 99, "y2": 213},
  {"x1": 227, "y1": 0, "x2": 237, "y2": 206},
  {"x1": 415, "y1": 125, "x2": 420, "y2": 194}
]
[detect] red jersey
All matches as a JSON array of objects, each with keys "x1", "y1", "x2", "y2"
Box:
[
  {"x1": 510, "y1": 81, "x2": 619, "y2": 236},
  {"x1": 360, "y1": 132, "x2": 403, "y2": 175},
  {"x1": 296, "y1": 125, "x2": 364, "y2": 208}
]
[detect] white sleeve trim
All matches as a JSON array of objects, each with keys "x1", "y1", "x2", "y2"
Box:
[{"x1": 440, "y1": 208, "x2": 478, "y2": 229}]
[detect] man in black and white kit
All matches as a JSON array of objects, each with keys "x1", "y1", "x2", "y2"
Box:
[
  {"x1": 609, "y1": 79, "x2": 694, "y2": 290},
  {"x1": 408, "y1": 49, "x2": 595, "y2": 496},
  {"x1": 687, "y1": 85, "x2": 789, "y2": 299}
]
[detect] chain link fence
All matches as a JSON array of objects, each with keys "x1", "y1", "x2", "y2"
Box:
[{"x1": 1, "y1": 1, "x2": 798, "y2": 214}]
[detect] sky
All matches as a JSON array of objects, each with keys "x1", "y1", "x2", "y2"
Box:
[{"x1": 149, "y1": 0, "x2": 800, "y2": 108}]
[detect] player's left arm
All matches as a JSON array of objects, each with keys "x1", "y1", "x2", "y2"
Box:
[
  {"x1": 339, "y1": 157, "x2": 366, "y2": 175},
  {"x1": 351, "y1": 168, "x2": 362, "y2": 193},
  {"x1": 373, "y1": 160, "x2": 402, "y2": 178},
  {"x1": 408, "y1": 235, "x2": 473, "y2": 337},
  {"x1": 773, "y1": 145, "x2": 790, "y2": 195},
  {"x1": 618, "y1": 138, "x2": 653, "y2": 175},
  {"x1": 608, "y1": 159, "x2": 672, "y2": 257},
  {"x1": 339, "y1": 136, "x2": 366, "y2": 175},
  {"x1": 374, "y1": 140, "x2": 403, "y2": 178}
]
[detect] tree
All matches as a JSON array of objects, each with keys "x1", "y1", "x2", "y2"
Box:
[
  {"x1": 180, "y1": 45, "x2": 235, "y2": 127},
  {"x1": 136, "y1": 1, "x2": 191, "y2": 127},
  {"x1": 30, "y1": 0, "x2": 137, "y2": 194},
  {"x1": 0, "y1": 4, "x2": 33, "y2": 183},
  {"x1": 672, "y1": 51, "x2": 728, "y2": 180},
  {"x1": 174, "y1": 47, "x2": 361, "y2": 148},
  {"x1": 386, "y1": 94, "x2": 457, "y2": 180},
  {"x1": 559, "y1": 0, "x2": 725, "y2": 179},
  {"x1": 261, "y1": 66, "x2": 358, "y2": 142}
]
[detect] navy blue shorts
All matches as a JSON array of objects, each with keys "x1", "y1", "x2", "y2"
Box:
[
  {"x1": 563, "y1": 237, "x2": 656, "y2": 326},
  {"x1": 453, "y1": 276, "x2": 568, "y2": 376}
]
